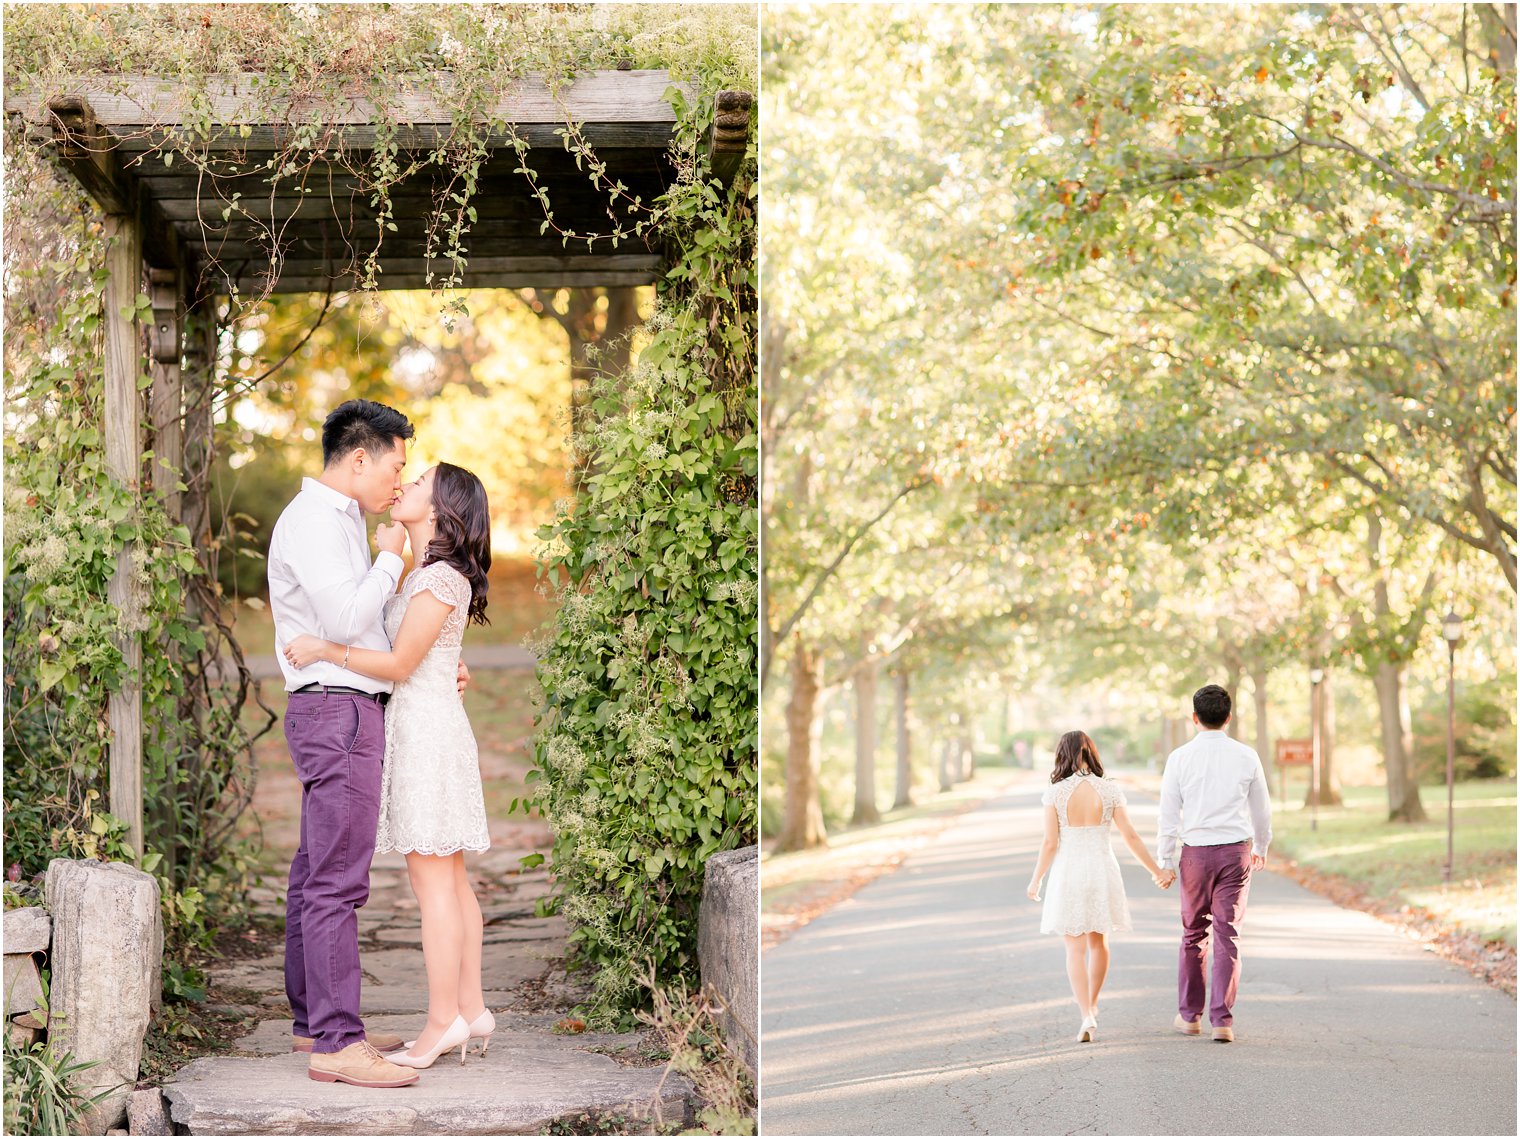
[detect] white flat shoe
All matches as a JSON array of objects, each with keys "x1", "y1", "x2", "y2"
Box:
[{"x1": 389, "y1": 1015, "x2": 470, "y2": 1069}]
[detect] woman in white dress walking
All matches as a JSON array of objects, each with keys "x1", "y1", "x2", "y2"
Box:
[
  {"x1": 1026, "y1": 731, "x2": 1171, "y2": 1042},
  {"x1": 286, "y1": 462, "x2": 495, "y2": 1069}
]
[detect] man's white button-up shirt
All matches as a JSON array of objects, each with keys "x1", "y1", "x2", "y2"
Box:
[
  {"x1": 267, "y1": 477, "x2": 402, "y2": 694},
  {"x1": 1156, "y1": 728, "x2": 1273, "y2": 870}
]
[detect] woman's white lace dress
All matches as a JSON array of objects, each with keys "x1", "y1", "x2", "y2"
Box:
[
  {"x1": 1039, "y1": 773, "x2": 1131, "y2": 936},
  {"x1": 375, "y1": 561, "x2": 490, "y2": 856}
]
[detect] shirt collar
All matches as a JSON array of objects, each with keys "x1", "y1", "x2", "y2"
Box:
[{"x1": 302, "y1": 476, "x2": 362, "y2": 520}]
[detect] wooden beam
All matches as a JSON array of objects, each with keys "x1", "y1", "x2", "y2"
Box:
[
  {"x1": 239, "y1": 269, "x2": 659, "y2": 294},
  {"x1": 708, "y1": 90, "x2": 754, "y2": 187},
  {"x1": 148, "y1": 265, "x2": 184, "y2": 518},
  {"x1": 103, "y1": 210, "x2": 145, "y2": 864},
  {"x1": 7, "y1": 71, "x2": 687, "y2": 152}
]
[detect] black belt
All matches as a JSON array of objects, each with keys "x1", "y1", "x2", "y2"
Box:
[{"x1": 293, "y1": 683, "x2": 389, "y2": 706}]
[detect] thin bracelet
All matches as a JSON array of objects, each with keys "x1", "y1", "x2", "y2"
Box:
[{"x1": 341, "y1": 644, "x2": 351, "y2": 671}]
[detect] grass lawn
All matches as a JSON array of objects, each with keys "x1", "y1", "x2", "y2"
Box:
[
  {"x1": 226, "y1": 555, "x2": 556, "y2": 657},
  {"x1": 761, "y1": 767, "x2": 1035, "y2": 948},
  {"x1": 1272, "y1": 779, "x2": 1517, "y2": 947}
]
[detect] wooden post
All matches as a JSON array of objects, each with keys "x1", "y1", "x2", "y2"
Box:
[
  {"x1": 104, "y1": 211, "x2": 145, "y2": 862},
  {"x1": 708, "y1": 90, "x2": 753, "y2": 186},
  {"x1": 148, "y1": 266, "x2": 184, "y2": 516}
]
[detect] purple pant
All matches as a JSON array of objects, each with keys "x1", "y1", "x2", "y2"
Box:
[
  {"x1": 1178, "y1": 840, "x2": 1253, "y2": 1028},
  {"x1": 283, "y1": 691, "x2": 384, "y2": 1054}
]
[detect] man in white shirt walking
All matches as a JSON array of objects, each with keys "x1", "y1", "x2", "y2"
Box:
[
  {"x1": 1155, "y1": 684, "x2": 1273, "y2": 1043},
  {"x1": 266, "y1": 399, "x2": 418, "y2": 1088}
]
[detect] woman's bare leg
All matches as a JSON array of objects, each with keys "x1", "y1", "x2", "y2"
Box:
[
  {"x1": 453, "y1": 855, "x2": 487, "y2": 1023},
  {"x1": 405, "y1": 851, "x2": 464, "y2": 1053},
  {"x1": 1085, "y1": 931, "x2": 1110, "y2": 1014},
  {"x1": 1063, "y1": 935, "x2": 1092, "y2": 1018}
]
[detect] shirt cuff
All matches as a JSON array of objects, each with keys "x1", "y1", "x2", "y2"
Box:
[{"x1": 374, "y1": 550, "x2": 404, "y2": 585}]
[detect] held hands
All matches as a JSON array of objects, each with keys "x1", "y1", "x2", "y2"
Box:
[
  {"x1": 1026, "y1": 880, "x2": 1042, "y2": 902},
  {"x1": 375, "y1": 521, "x2": 407, "y2": 557},
  {"x1": 1251, "y1": 853, "x2": 1265, "y2": 871},
  {"x1": 456, "y1": 660, "x2": 471, "y2": 696},
  {"x1": 284, "y1": 634, "x2": 332, "y2": 670},
  {"x1": 1152, "y1": 869, "x2": 1177, "y2": 890}
]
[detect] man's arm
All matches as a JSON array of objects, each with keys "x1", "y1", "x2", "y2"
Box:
[
  {"x1": 1247, "y1": 755, "x2": 1273, "y2": 863},
  {"x1": 1156, "y1": 753, "x2": 1182, "y2": 870},
  {"x1": 297, "y1": 517, "x2": 402, "y2": 644}
]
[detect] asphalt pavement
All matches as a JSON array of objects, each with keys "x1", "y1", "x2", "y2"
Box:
[{"x1": 759, "y1": 777, "x2": 1517, "y2": 1136}]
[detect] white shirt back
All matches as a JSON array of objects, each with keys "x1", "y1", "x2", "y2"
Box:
[
  {"x1": 267, "y1": 477, "x2": 403, "y2": 694},
  {"x1": 1156, "y1": 729, "x2": 1273, "y2": 868}
]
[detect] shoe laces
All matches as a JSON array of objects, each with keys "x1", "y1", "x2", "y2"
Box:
[{"x1": 356, "y1": 1040, "x2": 386, "y2": 1063}]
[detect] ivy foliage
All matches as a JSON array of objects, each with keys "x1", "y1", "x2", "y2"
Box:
[
  {"x1": 3, "y1": 3, "x2": 757, "y2": 1000},
  {"x1": 530, "y1": 93, "x2": 757, "y2": 1021}
]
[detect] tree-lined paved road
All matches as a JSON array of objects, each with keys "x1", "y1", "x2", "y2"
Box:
[{"x1": 760, "y1": 779, "x2": 1517, "y2": 1136}]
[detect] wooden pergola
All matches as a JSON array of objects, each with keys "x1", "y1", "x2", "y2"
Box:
[{"x1": 5, "y1": 71, "x2": 752, "y2": 856}]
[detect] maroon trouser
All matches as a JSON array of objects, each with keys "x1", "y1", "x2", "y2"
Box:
[
  {"x1": 283, "y1": 691, "x2": 385, "y2": 1054},
  {"x1": 1178, "y1": 840, "x2": 1253, "y2": 1028}
]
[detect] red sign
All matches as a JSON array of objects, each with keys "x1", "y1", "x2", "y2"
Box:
[{"x1": 1276, "y1": 739, "x2": 1313, "y2": 766}]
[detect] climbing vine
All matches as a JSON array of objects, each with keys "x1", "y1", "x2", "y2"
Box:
[{"x1": 3, "y1": 4, "x2": 757, "y2": 1009}]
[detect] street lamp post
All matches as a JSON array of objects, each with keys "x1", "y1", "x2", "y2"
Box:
[
  {"x1": 1308, "y1": 666, "x2": 1325, "y2": 833},
  {"x1": 1442, "y1": 610, "x2": 1464, "y2": 885}
]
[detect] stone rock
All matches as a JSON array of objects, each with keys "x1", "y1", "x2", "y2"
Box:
[
  {"x1": 4, "y1": 952, "x2": 45, "y2": 1017},
  {"x1": 127, "y1": 1088, "x2": 173, "y2": 1136},
  {"x1": 163, "y1": 1034, "x2": 692, "y2": 1134},
  {"x1": 4, "y1": 904, "x2": 52, "y2": 954},
  {"x1": 697, "y1": 844, "x2": 758, "y2": 1073},
  {"x1": 46, "y1": 859, "x2": 163, "y2": 1135}
]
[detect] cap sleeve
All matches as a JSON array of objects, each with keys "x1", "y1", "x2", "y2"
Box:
[
  {"x1": 1109, "y1": 779, "x2": 1127, "y2": 808},
  {"x1": 1040, "y1": 784, "x2": 1055, "y2": 808},
  {"x1": 414, "y1": 563, "x2": 469, "y2": 610}
]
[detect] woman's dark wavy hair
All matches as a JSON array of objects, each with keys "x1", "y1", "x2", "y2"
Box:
[
  {"x1": 1050, "y1": 730, "x2": 1104, "y2": 782},
  {"x1": 421, "y1": 462, "x2": 491, "y2": 626}
]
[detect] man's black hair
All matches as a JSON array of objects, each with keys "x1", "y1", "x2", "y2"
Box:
[
  {"x1": 322, "y1": 399, "x2": 414, "y2": 466},
  {"x1": 1193, "y1": 684, "x2": 1232, "y2": 729}
]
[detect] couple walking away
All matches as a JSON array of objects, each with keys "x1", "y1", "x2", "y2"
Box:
[
  {"x1": 1027, "y1": 685, "x2": 1273, "y2": 1045},
  {"x1": 268, "y1": 399, "x2": 497, "y2": 1089}
]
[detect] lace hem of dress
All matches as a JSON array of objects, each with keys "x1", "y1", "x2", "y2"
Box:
[
  {"x1": 377, "y1": 838, "x2": 491, "y2": 856},
  {"x1": 1042, "y1": 919, "x2": 1133, "y2": 937}
]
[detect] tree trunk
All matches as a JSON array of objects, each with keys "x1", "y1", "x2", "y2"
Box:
[
  {"x1": 1250, "y1": 665, "x2": 1270, "y2": 764},
  {"x1": 1375, "y1": 662, "x2": 1428, "y2": 822},
  {"x1": 1223, "y1": 653, "x2": 1243, "y2": 741},
  {"x1": 1305, "y1": 672, "x2": 1345, "y2": 807},
  {"x1": 960, "y1": 735, "x2": 975, "y2": 782},
  {"x1": 851, "y1": 655, "x2": 881, "y2": 826},
  {"x1": 893, "y1": 669, "x2": 913, "y2": 809},
  {"x1": 938, "y1": 737, "x2": 954, "y2": 792},
  {"x1": 775, "y1": 641, "x2": 828, "y2": 853}
]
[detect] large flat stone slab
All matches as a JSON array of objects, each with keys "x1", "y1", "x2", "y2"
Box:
[{"x1": 163, "y1": 1035, "x2": 691, "y2": 1134}]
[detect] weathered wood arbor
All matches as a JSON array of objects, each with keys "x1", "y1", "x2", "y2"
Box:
[{"x1": 5, "y1": 71, "x2": 752, "y2": 857}]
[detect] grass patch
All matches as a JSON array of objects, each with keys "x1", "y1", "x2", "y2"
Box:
[
  {"x1": 761, "y1": 767, "x2": 1033, "y2": 947},
  {"x1": 1272, "y1": 779, "x2": 1516, "y2": 946},
  {"x1": 226, "y1": 555, "x2": 555, "y2": 657}
]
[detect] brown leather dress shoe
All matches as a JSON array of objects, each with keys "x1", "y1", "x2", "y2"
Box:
[
  {"x1": 1173, "y1": 1014, "x2": 1202, "y2": 1035},
  {"x1": 308, "y1": 1040, "x2": 418, "y2": 1088},
  {"x1": 293, "y1": 1030, "x2": 404, "y2": 1053}
]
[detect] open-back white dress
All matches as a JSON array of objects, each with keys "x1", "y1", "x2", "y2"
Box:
[
  {"x1": 374, "y1": 561, "x2": 490, "y2": 856},
  {"x1": 1039, "y1": 773, "x2": 1131, "y2": 936}
]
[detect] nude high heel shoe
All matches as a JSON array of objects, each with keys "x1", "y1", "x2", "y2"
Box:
[
  {"x1": 467, "y1": 1009, "x2": 496, "y2": 1057},
  {"x1": 389, "y1": 1015, "x2": 470, "y2": 1069}
]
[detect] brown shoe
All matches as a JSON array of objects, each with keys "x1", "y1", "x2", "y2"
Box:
[
  {"x1": 1173, "y1": 1014, "x2": 1202, "y2": 1035},
  {"x1": 293, "y1": 1031, "x2": 404, "y2": 1054},
  {"x1": 308, "y1": 1041, "x2": 418, "y2": 1088},
  {"x1": 1213, "y1": 1026, "x2": 1235, "y2": 1043}
]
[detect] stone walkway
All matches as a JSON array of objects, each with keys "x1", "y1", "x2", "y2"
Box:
[{"x1": 159, "y1": 831, "x2": 692, "y2": 1133}]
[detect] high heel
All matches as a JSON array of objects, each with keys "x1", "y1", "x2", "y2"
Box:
[
  {"x1": 1077, "y1": 1016, "x2": 1097, "y2": 1044},
  {"x1": 466, "y1": 1009, "x2": 496, "y2": 1057},
  {"x1": 389, "y1": 1015, "x2": 470, "y2": 1069}
]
